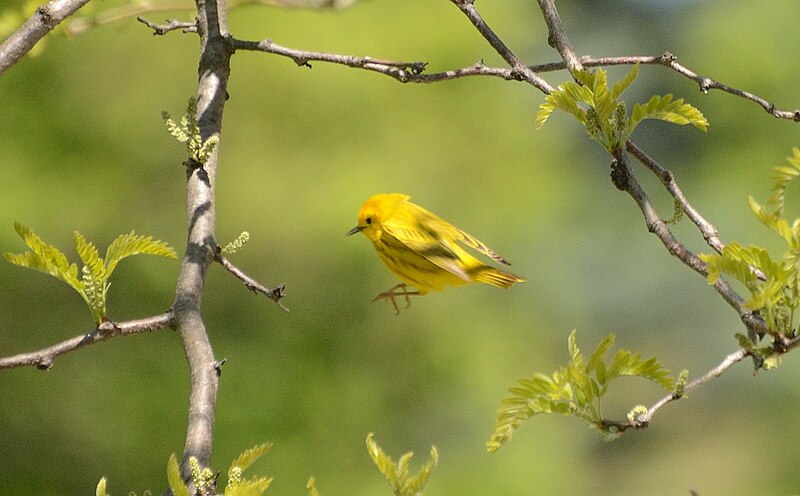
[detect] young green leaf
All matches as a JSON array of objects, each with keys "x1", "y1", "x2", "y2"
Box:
[
  {"x1": 307, "y1": 477, "x2": 320, "y2": 496},
  {"x1": 167, "y1": 454, "x2": 190, "y2": 496},
  {"x1": 225, "y1": 477, "x2": 273, "y2": 496},
  {"x1": 366, "y1": 433, "x2": 438, "y2": 496},
  {"x1": 95, "y1": 477, "x2": 108, "y2": 496},
  {"x1": 629, "y1": 94, "x2": 709, "y2": 134},
  {"x1": 228, "y1": 443, "x2": 273, "y2": 481},
  {"x1": 488, "y1": 331, "x2": 673, "y2": 452},
  {"x1": 611, "y1": 64, "x2": 639, "y2": 100},
  {"x1": 5, "y1": 223, "x2": 176, "y2": 324}
]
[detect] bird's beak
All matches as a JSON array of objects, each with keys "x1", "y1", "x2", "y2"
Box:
[{"x1": 346, "y1": 226, "x2": 363, "y2": 236}]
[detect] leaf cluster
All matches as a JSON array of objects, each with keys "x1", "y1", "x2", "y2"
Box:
[
  {"x1": 487, "y1": 330, "x2": 674, "y2": 452},
  {"x1": 165, "y1": 444, "x2": 274, "y2": 496},
  {"x1": 701, "y1": 148, "x2": 800, "y2": 338},
  {"x1": 4, "y1": 222, "x2": 176, "y2": 324},
  {"x1": 163, "y1": 97, "x2": 220, "y2": 164},
  {"x1": 366, "y1": 433, "x2": 438, "y2": 496},
  {"x1": 537, "y1": 64, "x2": 708, "y2": 153}
]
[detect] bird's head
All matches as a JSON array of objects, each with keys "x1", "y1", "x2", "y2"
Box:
[{"x1": 346, "y1": 193, "x2": 410, "y2": 241}]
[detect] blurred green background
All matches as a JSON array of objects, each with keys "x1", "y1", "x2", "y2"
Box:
[{"x1": 1, "y1": 0, "x2": 800, "y2": 494}]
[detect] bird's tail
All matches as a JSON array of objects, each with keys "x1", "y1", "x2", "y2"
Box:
[{"x1": 471, "y1": 267, "x2": 525, "y2": 289}]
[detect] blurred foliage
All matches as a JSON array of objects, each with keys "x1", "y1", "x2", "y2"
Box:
[
  {"x1": 489, "y1": 330, "x2": 674, "y2": 451},
  {"x1": 2, "y1": 0, "x2": 800, "y2": 495}
]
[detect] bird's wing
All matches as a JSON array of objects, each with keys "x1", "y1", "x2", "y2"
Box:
[
  {"x1": 418, "y1": 211, "x2": 513, "y2": 267},
  {"x1": 381, "y1": 218, "x2": 472, "y2": 282},
  {"x1": 453, "y1": 228, "x2": 512, "y2": 266}
]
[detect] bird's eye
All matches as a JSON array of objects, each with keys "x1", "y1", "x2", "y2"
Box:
[{"x1": 365, "y1": 217, "x2": 372, "y2": 225}]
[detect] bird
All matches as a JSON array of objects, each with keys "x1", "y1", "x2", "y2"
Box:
[{"x1": 347, "y1": 193, "x2": 525, "y2": 313}]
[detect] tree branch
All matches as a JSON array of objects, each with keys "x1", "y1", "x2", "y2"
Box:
[
  {"x1": 536, "y1": 0, "x2": 583, "y2": 74},
  {"x1": 603, "y1": 333, "x2": 800, "y2": 432},
  {"x1": 137, "y1": 16, "x2": 197, "y2": 35},
  {"x1": 448, "y1": 0, "x2": 552, "y2": 93},
  {"x1": 168, "y1": 0, "x2": 232, "y2": 488},
  {"x1": 215, "y1": 251, "x2": 289, "y2": 311},
  {"x1": 0, "y1": 0, "x2": 92, "y2": 76},
  {"x1": 610, "y1": 153, "x2": 768, "y2": 337},
  {"x1": 0, "y1": 313, "x2": 173, "y2": 371}
]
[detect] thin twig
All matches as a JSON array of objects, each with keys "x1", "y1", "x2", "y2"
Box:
[
  {"x1": 216, "y1": 251, "x2": 288, "y2": 311},
  {"x1": 137, "y1": 16, "x2": 197, "y2": 35},
  {"x1": 448, "y1": 0, "x2": 552, "y2": 93},
  {"x1": 603, "y1": 333, "x2": 800, "y2": 431},
  {"x1": 601, "y1": 348, "x2": 749, "y2": 433},
  {"x1": 0, "y1": 313, "x2": 173, "y2": 370},
  {"x1": 626, "y1": 141, "x2": 725, "y2": 254}
]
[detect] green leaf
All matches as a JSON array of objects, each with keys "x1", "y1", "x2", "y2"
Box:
[
  {"x1": 366, "y1": 433, "x2": 437, "y2": 496},
  {"x1": 74, "y1": 231, "x2": 105, "y2": 282},
  {"x1": 225, "y1": 477, "x2": 273, "y2": 496},
  {"x1": 766, "y1": 147, "x2": 800, "y2": 216},
  {"x1": 167, "y1": 454, "x2": 190, "y2": 496},
  {"x1": 228, "y1": 443, "x2": 273, "y2": 481},
  {"x1": 488, "y1": 331, "x2": 673, "y2": 451},
  {"x1": 5, "y1": 222, "x2": 176, "y2": 325},
  {"x1": 629, "y1": 94, "x2": 709, "y2": 135},
  {"x1": 611, "y1": 63, "x2": 639, "y2": 100},
  {"x1": 537, "y1": 85, "x2": 587, "y2": 129},
  {"x1": 105, "y1": 231, "x2": 177, "y2": 276},
  {"x1": 5, "y1": 222, "x2": 82, "y2": 289},
  {"x1": 307, "y1": 477, "x2": 320, "y2": 496},
  {"x1": 591, "y1": 68, "x2": 615, "y2": 125},
  {"x1": 401, "y1": 446, "x2": 438, "y2": 496},
  {"x1": 95, "y1": 477, "x2": 108, "y2": 496}
]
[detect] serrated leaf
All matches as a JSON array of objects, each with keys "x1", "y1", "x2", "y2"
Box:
[
  {"x1": 611, "y1": 63, "x2": 639, "y2": 100},
  {"x1": 766, "y1": 148, "x2": 800, "y2": 216},
  {"x1": 591, "y1": 68, "x2": 615, "y2": 124},
  {"x1": 225, "y1": 477, "x2": 273, "y2": 496},
  {"x1": 587, "y1": 333, "x2": 616, "y2": 374},
  {"x1": 105, "y1": 231, "x2": 176, "y2": 277},
  {"x1": 74, "y1": 231, "x2": 105, "y2": 282},
  {"x1": 228, "y1": 443, "x2": 273, "y2": 481},
  {"x1": 489, "y1": 331, "x2": 674, "y2": 450},
  {"x1": 5, "y1": 222, "x2": 82, "y2": 289},
  {"x1": 366, "y1": 433, "x2": 399, "y2": 492},
  {"x1": 366, "y1": 434, "x2": 438, "y2": 496},
  {"x1": 629, "y1": 94, "x2": 708, "y2": 135},
  {"x1": 401, "y1": 446, "x2": 438, "y2": 496},
  {"x1": 167, "y1": 454, "x2": 190, "y2": 496}
]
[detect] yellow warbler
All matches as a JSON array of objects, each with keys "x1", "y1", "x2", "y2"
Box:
[{"x1": 347, "y1": 193, "x2": 525, "y2": 312}]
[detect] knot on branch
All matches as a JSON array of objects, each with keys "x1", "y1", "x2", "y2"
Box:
[
  {"x1": 698, "y1": 77, "x2": 713, "y2": 94},
  {"x1": 36, "y1": 6, "x2": 54, "y2": 28},
  {"x1": 610, "y1": 159, "x2": 629, "y2": 192},
  {"x1": 659, "y1": 51, "x2": 676, "y2": 64},
  {"x1": 409, "y1": 61, "x2": 428, "y2": 75},
  {"x1": 293, "y1": 57, "x2": 312, "y2": 68}
]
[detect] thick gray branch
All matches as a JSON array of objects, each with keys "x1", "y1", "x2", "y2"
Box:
[
  {"x1": 169, "y1": 0, "x2": 232, "y2": 488},
  {"x1": 0, "y1": 0, "x2": 92, "y2": 76}
]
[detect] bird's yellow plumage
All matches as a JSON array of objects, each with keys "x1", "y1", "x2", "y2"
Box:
[{"x1": 347, "y1": 193, "x2": 525, "y2": 312}]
